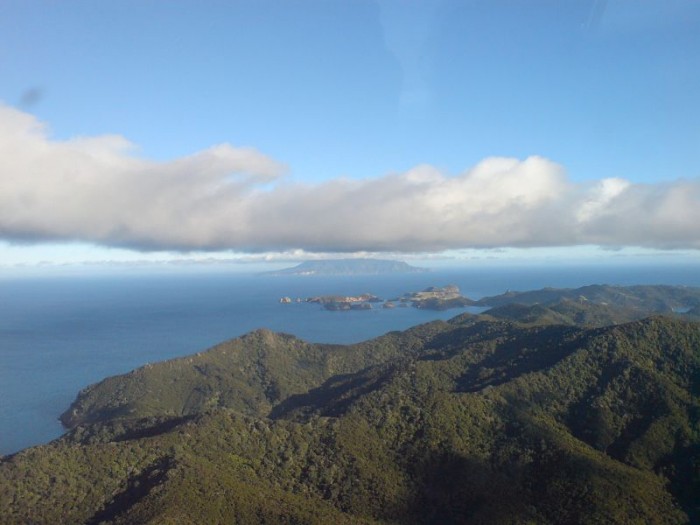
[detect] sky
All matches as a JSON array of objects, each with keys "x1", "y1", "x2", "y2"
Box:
[{"x1": 1, "y1": 0, "x2": 699, "y2": 271}]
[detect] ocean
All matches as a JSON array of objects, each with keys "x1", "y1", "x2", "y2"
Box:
[{"x1": 2, "y1": 264, "x2": 699, "y2": 455}]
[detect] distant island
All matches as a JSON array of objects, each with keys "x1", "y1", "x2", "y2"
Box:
[
  {"x1": 397, "y1": 284, "x2": 475, "y2": 310},
  {"x1": 281, "y1": 284, "x2": 473, "y2": 311},
  {"x1": 307, "y1": 293, "x2": 383, "y2": 311},
  {"x1": 266, "y1": 258, "x2": 428, "y2": 276}
]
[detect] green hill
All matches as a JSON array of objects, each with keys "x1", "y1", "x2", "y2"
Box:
[
  {"x1": 2, "y1": 313, "x2": 699, "y2": 524},
  {"x1": 482, "y1": 298, "x2": 648, "y2": 327},
  {"x1": 59, "y1": 323, "x2": 445, "y2": 428}
]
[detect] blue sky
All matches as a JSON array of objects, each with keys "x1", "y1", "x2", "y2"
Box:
[{"x1": 1, "y1": 1, "x2": 699, "y2": 270}]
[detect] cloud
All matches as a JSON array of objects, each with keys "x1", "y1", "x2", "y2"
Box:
[
  {"x1": 1, "y1": 104, "x2": 699, "y2": 253},
  {"x1": 19, "y1": 87, "x2": 45, "y2": 108}
]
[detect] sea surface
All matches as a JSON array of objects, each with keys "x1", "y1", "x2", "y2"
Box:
[{"x1": 2, "y1": 264, "x2": 699, "y2": 455}]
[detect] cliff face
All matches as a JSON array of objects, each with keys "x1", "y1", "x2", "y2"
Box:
[{"x1": 3, "y1": 313, "x2": 700, "y2": 524}]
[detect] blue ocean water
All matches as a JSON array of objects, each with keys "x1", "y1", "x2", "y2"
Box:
[{"x1": 1, "y1": 264, "x2": 699, "y2": 455}]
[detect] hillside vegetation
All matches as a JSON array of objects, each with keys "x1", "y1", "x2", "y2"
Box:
[
  {"x1": 477, "y1": 284, "x2": 700, "y2": 314},
  {"x1": 2, "y1": 307, "x2": 699, "y2": 524}
]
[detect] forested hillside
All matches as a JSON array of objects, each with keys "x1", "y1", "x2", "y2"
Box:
[{"x1": 2, "y1": 312, "x2": 699, "y2": 524}]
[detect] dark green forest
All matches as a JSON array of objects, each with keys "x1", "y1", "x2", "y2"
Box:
[{"x1": 2, "y1": 291, "x2": 700, "y2": 524}]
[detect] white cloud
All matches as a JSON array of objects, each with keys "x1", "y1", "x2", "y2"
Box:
[
  {"x1": 575, "y1": 177, "x2": 629, "y2": 223},
  {"x1": 1, "y1": 104, "x2": 699, "y2": 253}
]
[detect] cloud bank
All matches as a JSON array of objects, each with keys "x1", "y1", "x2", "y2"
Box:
[{"x1": 1, "y1": 104, "x2": 699, "y2": 253}]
